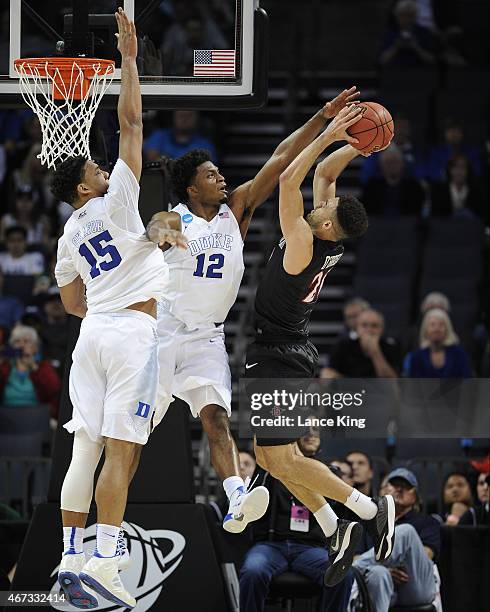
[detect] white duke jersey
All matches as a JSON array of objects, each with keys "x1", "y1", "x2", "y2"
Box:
[
  {"x1": 55, "y1": 159, "x2": 168, "y2": 313},
  {"x1": 162, "y1": 203, "x2": 244, "y2": 329}
]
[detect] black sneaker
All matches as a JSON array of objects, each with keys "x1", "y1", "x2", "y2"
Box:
[
  {"x1": 365, "y1": 495, "x2": 395, "y2": 561},
  {"x1": 324, "y1": 519, "x2": 363, "y2": 587}
]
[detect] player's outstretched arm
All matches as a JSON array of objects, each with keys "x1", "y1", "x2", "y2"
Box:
[
  {"x1": 279, "y1": 107, "x2": 362, "y2": 275},
  {"x1": 60, "y1": 276, "x2": 87, "y2": 318},
  {"x1": 146, "y1": 211, "x2": 188, "y2": 250},
  {"x1": 229, "y1": 87, "x2": 360, "y2": 236},
  {"x1": 115, "y1": 7, "x2": 143, "y2": 181},
  {"x1": 313, "y1": 144, "x2": 360, "y2": 208}
]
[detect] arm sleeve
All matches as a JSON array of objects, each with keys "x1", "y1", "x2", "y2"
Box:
[
  {"x1": 54, "y1": 236, "x2": 78, "y2": 288},
  {"x1": 104, "y1": 158, "x2": 144, "y2": 233},
  {"x1": 105, "y1": 158, "x2": 140, "y2": 214}
]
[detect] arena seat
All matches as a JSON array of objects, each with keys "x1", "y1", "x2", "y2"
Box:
[
  {"x1": 356, "y1": 246, "x2": 418, "y2": 279},
  {"x1": 0, "y1": 404, "x2": 50, "y2": 438},
  {"x1": 426, "y1": 218, "x2": 484, "y2": 248},
  {"x1": 358, "y1": 217, "x2": 419, "y2": 250},
  {"x1": 421, "y1": 246, "x2": 481, "y2": 279},
  {"x1": 353, "y1": 276, "x2": 412, "y2": 305},
  {"x1": 268, "y1": 571, "x2": 321, "y2": 611},
  {"x1": 390, "y1": 605, "x2": 435, "y2": 612},
  {"x1": 2, "y1": 274, "x2": 35, "y2": 305}
]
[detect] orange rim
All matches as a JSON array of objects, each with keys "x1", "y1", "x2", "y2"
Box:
[{"x1": 14, "y1": 57, "x2": 115, "y2": 100}]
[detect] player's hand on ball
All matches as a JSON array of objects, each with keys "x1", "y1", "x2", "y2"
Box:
[
  {"x1": 324, "y1": 105, "x2": 362, "y2": 144},
  {"x1": 322, "y1": 86, "x2": 360, "y2": 119},
  {"x1": 115, "y1": 7, "x2": 138, "y2": 59}
]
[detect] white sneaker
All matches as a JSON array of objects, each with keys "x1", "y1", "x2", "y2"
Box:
[
  {"x1": 223, "y1": 482, "x2": 269, "y2": 534},
  {"x1": 58, "y1": 552, "x2": 98, "y2": 609},
  {"x1": 80, "y1": 555, "x2": 136, "y2": 609},
  {"x1": 116, "y1": 527, "x2": 132, "y2": 571}
]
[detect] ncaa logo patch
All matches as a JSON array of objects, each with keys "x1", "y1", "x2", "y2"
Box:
[
  {"x1": 182, "y1": 213, "x2": 193, "y2": 224},
  {"x1": 49, "y1": 521, "x2": 186, "y2": 611}
]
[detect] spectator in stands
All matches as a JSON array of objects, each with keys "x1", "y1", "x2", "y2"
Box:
[
  {"x1": 0, "y1": 185, "x2": 50, "y2": 245},
  {"x1": 431, "y1": 155, "x2": 483, "y2": 220},
  {"x1": 13, "y1": 143, "x2": 55, "y2": 216},
  {"x1": 345, "y1": 451, "x2": 374, "y2": 497},
  {"x1": 360, "y1": 113, "x2": 426, "y2": 183},
  {"x1": 329, "y1": 459, "x2": 354, "y2": 487},
  {"x1": 379, "y1": 0, "x2": 436, "y2": 67},
  {"x1": 239, "y1": 450, "x2": 256, "y2": 481},
  {"x1": 459, "y1": 471, "x2": 490, "y2": 526},
  {"x1": 404, "y1": 291, "x2": 451, "y2": 351},
  {"x1": 39, "y1": 294, "x2": 68, "y2": 371},
  {"x1": 341, "y1": 297, "x2": 370, "y2": 339},
  {"x1": 427, "y1": 119, "x2": 482, "y2": 182},
  {"x1": 0, "y1": 226, "x2": 44, "y2": 276},
  {"x1": 440, "y1": 472, "x2": 473, "y2": 525},
  {"x1": 404, "y1": 308, "x2": 472, "y2": 377},
  {"x1": 0, "y1": 269, "x2": 24, "y2": 331},
  {"x1": 361, "y1": 144, "x2": 426, "y2": 216},
  {"x1": 323, "y1": 308, "x2": 401, "y2": 379},
  {"x1": 144, "y1": 110, "x2": 217, "y2": 162},
  {"x1": 0, "y1": 324, "x2": 60, "y2": 419},
  {"x1": 420, "y1": 291, "x2": 450, "y2": 314},
  {"x1": 353, "y1": 468, "x2": 440, "y2": 611},
  {"x1": 379, "y1": 475, "x2": 390, "y2": 497},
  {"x1": 239, "y1": 439, "x2": 354, "y2": 612},
  {"x1": 297, "y1": 427, "x2": 321, "y2": 457}
]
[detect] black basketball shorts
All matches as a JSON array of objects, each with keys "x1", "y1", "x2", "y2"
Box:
[{"x1": 244, "y1": 341, "x2": 317, "y2": 447}]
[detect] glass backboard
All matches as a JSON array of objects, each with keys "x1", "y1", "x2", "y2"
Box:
[{"x1": 0, "y1": 0, "x2": 267, "y2": 108}]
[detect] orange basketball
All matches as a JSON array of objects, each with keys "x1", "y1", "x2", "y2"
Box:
[{"x1": 347, "y1": 102, "x2": 394, "y2": 154}]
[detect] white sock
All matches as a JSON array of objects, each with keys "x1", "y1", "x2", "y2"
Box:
[
  {"x1": 344, "y1": 489, "x2": 377, "y2": 520},
  {"x1": 223, "y1": 476, "x2": 245, "y2": 502},
  {"x1": 95, "y1": 523, "x2": 120, "y2": 558},
  {"x1": 62, "y1": 526, "x2": 84, "y2": 555},
  {"x1": 314, "y1": 503, "x2": 338, "y2": 537}
]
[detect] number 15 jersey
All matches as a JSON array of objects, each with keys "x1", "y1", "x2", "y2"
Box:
[
  {"x1": 55, "y1": 159, "x2": 168, "y2": 313},
  {"x1": 161, "y1": 203, "x2": 245, "y2": 330}
]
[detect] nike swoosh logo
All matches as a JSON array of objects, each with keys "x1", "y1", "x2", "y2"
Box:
[
  {"x1": 331, "y1": 530, "x2": 341, "y2": 553},
  {"x1": 101, "y1": 533, "x2": 116, "y2": 538},
  {"x1": 245, "y1": 363, "x2": 258, "y2": 369}
]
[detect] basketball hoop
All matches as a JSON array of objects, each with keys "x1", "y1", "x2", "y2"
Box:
[{"x1": 14, "y1": 57, "x2": 115, "y2": 169}]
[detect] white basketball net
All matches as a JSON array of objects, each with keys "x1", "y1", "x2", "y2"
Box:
[{"x1": 15, "y1": 59, "x2": 114, "y2": 169}]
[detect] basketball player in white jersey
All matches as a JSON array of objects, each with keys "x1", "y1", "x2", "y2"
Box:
[
  {"x1": 51, "y1": 9, "x2": 185, "y2": 609},
  {"x1": 145, "y1": 88, "x2": 360, "y2": 532}
]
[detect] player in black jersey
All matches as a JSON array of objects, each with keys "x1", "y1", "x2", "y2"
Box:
[{"x1": 244, "y1": 105, "x2": 395, "y2": 586}]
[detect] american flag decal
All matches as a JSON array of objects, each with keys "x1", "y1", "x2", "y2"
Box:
[{"x1": 193, "y1": 50, "x2": 236, "y2": 77}]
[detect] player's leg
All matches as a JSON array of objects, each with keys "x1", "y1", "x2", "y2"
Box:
[
  {"x1": 256, "y1": 439, "x2": 363, "y2": 586},
  {"x1": 175, "y1": 328, "x2": 269, "y2": 532},
  {"x1": 57, "y1": 323, "x2": 107, "y2": 609},
  {"x1": 79, "y1": 311, "x2": 159, "y2": 609},
  {"x1": 260, "y1": 442, "x2": 395, "y2": 566}
]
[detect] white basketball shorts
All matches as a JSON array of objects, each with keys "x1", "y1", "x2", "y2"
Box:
[
  {"x1": 65, "y1": 309, "x2": 159, "y2": 445},
  {"x1": 154, "y1": 306, "x2": 231, "y2": 424}
]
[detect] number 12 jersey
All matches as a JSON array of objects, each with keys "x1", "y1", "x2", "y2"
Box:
[{"x1": 161, "y1": 203, "x2": 245, "y2": 330}]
